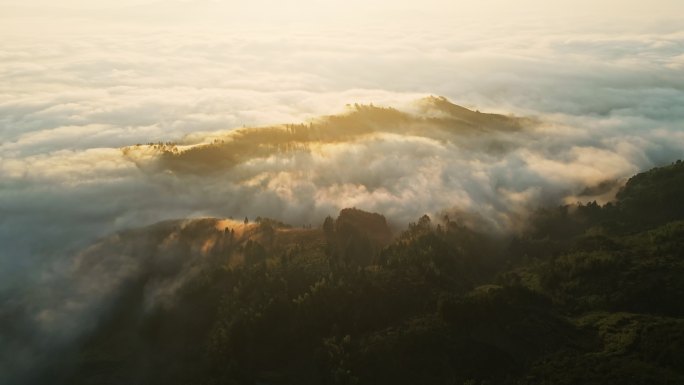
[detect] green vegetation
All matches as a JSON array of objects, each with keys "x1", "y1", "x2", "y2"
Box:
[
  {"x1": 53, "y1": 161, "x2": 684, "y2": 384},
  {"x1": 122, "y1": 98, "x2": 527, "y2": 175}
]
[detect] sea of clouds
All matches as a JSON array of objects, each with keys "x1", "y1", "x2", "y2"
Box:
[{"x1": 1, "y1": 4, "x2": 684, "y2": 382}]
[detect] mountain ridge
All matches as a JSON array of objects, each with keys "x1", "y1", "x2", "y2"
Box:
[{"x1": 122, "y1": 97, "x2": 529, "y2": 175}]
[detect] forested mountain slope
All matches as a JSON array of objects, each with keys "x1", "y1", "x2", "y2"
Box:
[{"x1": 37, "y1": 161, "x2": 684, "y2": 385}]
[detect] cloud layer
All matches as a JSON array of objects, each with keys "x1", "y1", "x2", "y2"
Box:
[{"x1": 1, "y1": 21, "x2": 682, "y2": 266}]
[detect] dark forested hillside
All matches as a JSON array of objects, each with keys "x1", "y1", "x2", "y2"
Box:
[{"x1": 43, "y1": 161, "x2": 684, "y2": 385}]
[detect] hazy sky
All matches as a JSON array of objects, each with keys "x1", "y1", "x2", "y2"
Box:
[
  {"x1": 2, "y1": 0, "x2": 682, "y2": 15},
  {"x1": 2, "y1": 0, "x2": 683, "y2": 28}
]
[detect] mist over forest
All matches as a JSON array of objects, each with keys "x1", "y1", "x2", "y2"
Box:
[
  {"x1": 2, "y1": 101, "x2": 684, "y2": 384},
  {"x1": 4, "y1": 158, "x2": 684, "y2": 385},
  {"x1": 2, "y1": 1, "x2": 684, "y2": 384}
]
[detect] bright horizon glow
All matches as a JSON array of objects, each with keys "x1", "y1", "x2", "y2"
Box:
[{"x1": 2, "y1": 0, "x2": 683, "y2": 28}]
